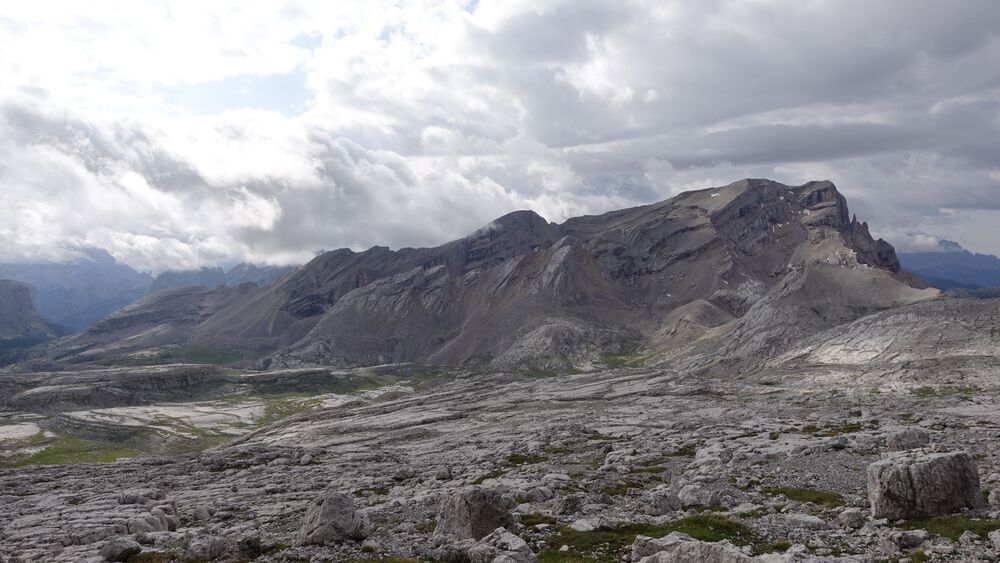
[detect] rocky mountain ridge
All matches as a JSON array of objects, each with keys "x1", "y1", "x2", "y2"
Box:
[{"x1": 36, "y1": 179, "x2": 936, "y2": 371}]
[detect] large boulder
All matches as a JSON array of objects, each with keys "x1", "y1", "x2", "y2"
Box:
[
  {"x1": 295, "y1": 493, "x2": 368, "y2": 545},
  {"x1": 99, "y1": 537, "x2": 141, "y2": 562},
  {"x1": 435, "y1": 487, "x2": 516, "y2": 541},
  {"x1": 884, "y1": 428, "x2": 930, "y2": 451},
  {"x1": 867, "y1": 451, "x2": 982, "y2": 519},
  {"x1": 468, "y1": 527, "x2": 537, "y2": 563},
  {"x1": 633, "y1": 532, "x2": 751, "y2": 563}
]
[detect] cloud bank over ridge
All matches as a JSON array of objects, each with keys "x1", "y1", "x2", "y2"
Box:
[{"x1": 2, "y1": 0, "x2": 999, "y2": 270}]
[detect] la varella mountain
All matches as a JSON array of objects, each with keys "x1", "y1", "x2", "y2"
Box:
[{"x1": 42, "y1": 179, "x2": 937, "y2": 371}]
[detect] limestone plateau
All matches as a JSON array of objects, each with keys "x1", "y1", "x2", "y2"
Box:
[{"x1": 3, "y1": 179, "x2": 1000, "y2": 562}]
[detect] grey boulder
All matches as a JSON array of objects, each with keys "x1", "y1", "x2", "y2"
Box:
[
  {"x1": 295, "y1": 492, "x2": 368, "y2": 545},
  {"x1": 99, "y1": 537, "x2": 141, "y2": 562},
  {"x1": 435, "y1": 487, "x2": 516, "y2": 541},
  {"x1": 867, "y1": 451, "x2": 982, "y2": 519}
]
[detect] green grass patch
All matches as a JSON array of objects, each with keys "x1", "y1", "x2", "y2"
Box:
[
  {"x1": 911, "y1": 385, "x2": 981, "y2": 398},
  {"x1": 898, "y1": 516, "x2": 1000, "y2": 540},
  {"x1": 667, "y1": 444, "x2": 697, "y2": 457},
  {"x1": 472, "y1": 468, "x2": 508, "y2": 485},
  {"x1": 537, "y1": 515, "x2": 757, "y2": 563},
  {"x1": 755, "y1": 540, "x2": 792, "y2": 554},
  {"x1": 0, "y1": 434, "x2": 140, "y2": 468},
  {"x1": 509, "y1": 453, "x2": 545, "y2": 465},
  {"x1": 414, "y1": 520, "x2": 437, "y2": 533},
  {"x1": 600, "y1": 353, "x2": 649, "y2": 369},
  {"x1": 762, "y1": 487, "x2": 844, "y2": 508},
  {"x1": 253, "y1": 394, "x2": 324, "y2": 427},
  {"x1": 630, "y1": 465, "x2": 666, "y2": 475},
  {"x1": 522, "y1": 513, "x2": 557, "y2": 526}
]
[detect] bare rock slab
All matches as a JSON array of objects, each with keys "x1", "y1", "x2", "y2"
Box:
[{"x1": 867, "y1": 451, "x2": 982, "y2": 519}]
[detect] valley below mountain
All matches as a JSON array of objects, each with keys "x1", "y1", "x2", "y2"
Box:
[{"x1": 3, "y1": 180, "x2": 1000, "y2": 562}]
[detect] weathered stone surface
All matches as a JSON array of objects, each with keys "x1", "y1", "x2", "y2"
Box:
[
  {"x1": 988, "y1": 529, "x2": 1000, "y2": 551},
  {"x1": 884, "y1": 428, "x2": 930, "y2": 451},
  {"x1": 867, "y1": 451, "x2": 982, "y2": 519},
  {"x1": 467, "y1": 527, "x2": 537, "y2": 563},
  {"x1": 295, "y1": 493, "x2": 367, "y2": 545},
  {"x1": 634, "y1": 532, "x2": 751, "y2": 563},
  {"x1": 435, "y1": 487, "x2": 515, "y2": 541},
  {"x1": 99, "y1": 537, "x2": 141, "y2": 562}
]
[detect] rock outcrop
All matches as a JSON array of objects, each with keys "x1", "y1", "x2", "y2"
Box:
[{"x1": 867, "y1": 451, "x2": 982, "y2": 519}]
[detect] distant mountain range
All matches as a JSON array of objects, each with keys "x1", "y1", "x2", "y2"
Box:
[
  {"x1": 0, "y1": 249, "x2": 295, "y2": 333},
  {"x1": 898, "y1": 241, "x2": 1000, "y2": 289},
  {"x1": 37, "y1": 179, "x2": 937, "y2": 371}
]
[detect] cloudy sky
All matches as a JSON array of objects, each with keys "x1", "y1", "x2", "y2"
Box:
[{"x1": 2, "y1": 1, "x2": 999, "y2": 271}]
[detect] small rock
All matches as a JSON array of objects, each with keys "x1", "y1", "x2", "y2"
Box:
[
  {"x1": 642, "y1": 490, "x2": 681, "y2": 516},
  {"x1": 632, "y1": 531, "x2": 751, "y2": 562},
  {"x1": 468, "y1": 527, "x2": 537, "y2": 563},
  {"x1": 556, "y1": 494, "x2": 586, "y2": 515},
  {"x1": 193, "y1": 506, "x2": 212, "y2": 522},
  {"x1": 677, "y1": 484, "x2": 719, "y2": 507},
  {"x1": 99, "y1": 537, "x2": 141, "y2": 562},
  {"x1": 435, "y1": 466, "x2": 453, "y2": 480},
  {"x1": 395, "y1": 466, "x2": 417, "y2": 481},
  {"x1": 185, "y1": 535, "x2": 227, "y2": 561},
  {"x1": 958, "y1": 530, "x2": 980, "y2": 545},
  {"x1": 524, "y1": 486, "x2": 553, "y2": 503},
  {"x1": 885, "y1": 428, "x2": 930, "y2": 451},
  {"x1": 781, "y1": 513, "x2": 827, "y2": 530},
  {"x1": 837, "y1": 508, "x2": 865, "y2": 529},
  {"x1": 117, "y1": 489, "x2": 163, "y2": 505},
  {"x1": 896, "y1": 529, "x2": 929, "y2": 549}
]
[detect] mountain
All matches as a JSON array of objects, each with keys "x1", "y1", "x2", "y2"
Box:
[
  {"x1": 0, "y1": 280, "x2": 63, "y2": 364},
  {"x1": 40, "y1": 179, "x2": 936, "y2": 370},
  {"x1": 0, "y1": 249, "x2": 152, "y2": 332},
  {"x1": 899, "y1": 241, "x2": 1000, "y2": 289},
  {"x1": 0, "y1": 250, "x2": 296, "y2": 334},
  {"x1": 150, "y1": 264, "x2": 295, "y2": 293}
]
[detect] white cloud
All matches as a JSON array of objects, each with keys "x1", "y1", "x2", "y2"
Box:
[{"x1": 1, "y1": 0, "x2": 999, "y2": 270}]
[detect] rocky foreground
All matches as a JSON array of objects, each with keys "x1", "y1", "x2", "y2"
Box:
[{"x1": 3, "y1": 364, "x2": 1000, "y2": 562}]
